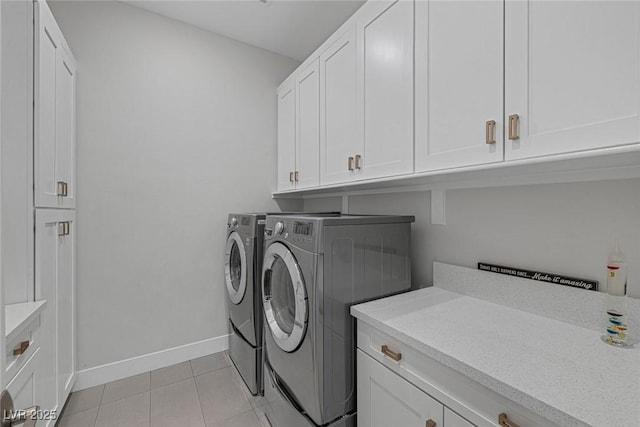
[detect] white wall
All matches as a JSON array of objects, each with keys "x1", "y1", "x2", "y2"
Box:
[
  {"x1": 49, "y1": 1, "x2": 300, "y2": 372},
  {"x1": 304, "y1": 179, "x2": 640, "y2": 298}
]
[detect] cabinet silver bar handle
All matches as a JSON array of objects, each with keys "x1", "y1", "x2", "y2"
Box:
[
  {"x1": 381, "y1": 345, "x2": 401, "y2": 361},
  {"x1": 57, "y1": 181, "x2": 65, "y2": 196},
  {"x1": 508, "y1": 114, "x2": 520, "y2": 140},
  {"x1": 348, "y1": 156, "x2": 354, "y2": 171},
  {"x1": 355, "y1": 154, "x2": 362, "y2": 170},
  {"x1": 486, "y1": 120, "x2": 496, "y2": 144},
  {"x1": 289, "y1": 172, "x2": 294, "y2": 183},
  {"x1": 426, "y1": 420, "x2": 437, "y2": 427},
  {"x1": 58, "y1": 222, "x2": 66, "y2": 237},
  {"x1": 499, "y1": 413, "x2": 521, "y2": 427},
  {"x1": 294, "y1": 171, "x2": 299, "y2": 183}
]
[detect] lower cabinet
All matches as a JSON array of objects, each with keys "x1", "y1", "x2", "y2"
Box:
[
  {"x1": 357, "y1": 349, "x2": 445, "y2": 427},
  {"x1": 7, "y1": 349, "x2": 40, "y2": 418},
  {"x1": 445, "y1": 408, "x2": 475, "y2": 427},
  {"x1": 35, "y1": 209, "x2": 76, "y2": 420},
  {"x1": 356, "y1": 321, "x2": 558, "y2": 427}
]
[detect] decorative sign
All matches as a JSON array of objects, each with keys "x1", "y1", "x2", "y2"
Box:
[{"x1": 478, "y1": 262, "x2": 598, "y2": 291}]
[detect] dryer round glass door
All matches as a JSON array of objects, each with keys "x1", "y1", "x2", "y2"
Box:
[
  {"x1": 262, "y1": 242, "x2": 308, "y2": 352},
  {"x1": 225, "y1": 231, "x2": 247, "y2": 304}
]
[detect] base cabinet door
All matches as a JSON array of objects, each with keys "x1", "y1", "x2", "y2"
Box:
[
  {"x1": 7, "y1": 350, "x2": 40, "y2": 422},
  {"x1": 505, "y1": 0, "x2": 640, "y2": 160},
  {"x1": 35, "y1": 209, "x2": 76, "y2": 416},
  {"x1": 357, "y1": 350, "x2": 443, "y2": 427},
  {"x1": 356, "y1": 0, "x2": 414, "y2": 180},
  {"x1": 415, "y1": 0, "x2": 504, "y2": 172}
]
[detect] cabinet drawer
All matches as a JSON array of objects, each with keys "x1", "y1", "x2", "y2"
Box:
[
  {"x1": 446, "y1": 408, "x2": 475, "y2": 427},
  {"x1": 7, "y1": 348, "x2": 39, "y2": 418},
  {"x1": 6, "y1": 314, "x2": 40, "y2": 380},
  {"x1": 357, "y1": 321, "x2": 558, "y2": 427}
]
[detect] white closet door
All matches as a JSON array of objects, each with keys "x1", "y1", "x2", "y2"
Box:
[
  {"x1": 505, "y1": 0, "x2": 640, "y2": 160},
  {"x1": 35, "y1": 0, "x2": 76, "y2": 208},
  {"x1": 35, "y1": 210, "x2": 60, "y2": 416},
  {"x1": 55, "y1": 47, "x2": 76, "y2": 209},
  {"x1": 415, "y1": 0, "x2": 504, "y2": 172},
  {"x1": 35, "y1": 209, "x2": 76, "y2": 414},
  {"x1": 56, "y1": 212, "x2": 75, "y2": 405},
  {"x1": 35, "y1": 1, "x2": 59, "y2": 208}
]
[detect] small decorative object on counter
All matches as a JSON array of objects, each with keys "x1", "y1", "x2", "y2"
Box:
[
  {"x1": 603, "y1": 310, "x2": 629, "y2": 346},
  {"x1": 602, "y1": 240, "x2": 635, "y2": 348},
  {"x1": 606, "y1": 239, "x2": 627, "y2": 296}
]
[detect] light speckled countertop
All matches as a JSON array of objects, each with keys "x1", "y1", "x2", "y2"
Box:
[{"x1": 351, "y1": 286, "x2": 640, "y2": 427}]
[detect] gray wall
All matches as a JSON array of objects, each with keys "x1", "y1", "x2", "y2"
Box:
[
  {"x1": 304, "y1": 179, "x2": 640, "y2": 298},
  {"x1": 50, "y1": 1, "x2": 300, "y2": 371}
]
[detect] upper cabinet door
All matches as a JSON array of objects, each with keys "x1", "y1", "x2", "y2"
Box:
[
  {"x1": 295, "y1": 59, "x2": 320, "y2": 189},
  {"x1": 505, "y1": 0, "x2": 640, "y2": 160},
  {"x1": 415, "y1": 0, "x2": 504, "y2": 172},
  {"x1": 320, "y1": 27, "x2": 360, "y2": 186},
  {"x1": 55, "y1": 47, "x2": 76, "y2": 208},
  {"x1": 277, "y1": 79, "x2": 296, "y2": 191},
  {"x1": 357, "y1": 0, "x2": 414, "y2": 180},
  {"x1": 35, "y1": 0, "x2": 76, "y2": 209}
]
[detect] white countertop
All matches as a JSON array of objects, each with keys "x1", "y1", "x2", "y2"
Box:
[
  {"x1": 351, "y1": 287, "x2": 640, "y2": 427},
  {"x1": 6, "y1": 301, "x2": 47, "y2": 343}
]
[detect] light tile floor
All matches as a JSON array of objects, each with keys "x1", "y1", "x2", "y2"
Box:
[{"x1": 56, "y1": 351, "x2": 272, "y2": 427}]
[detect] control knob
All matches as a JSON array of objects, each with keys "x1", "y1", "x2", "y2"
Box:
[
  {"x1": 274, "y1": 221, "x2": 285, "y2": 235},
  {"x1": 229, "y1": 217, "x2": 238, "y2": 228}
]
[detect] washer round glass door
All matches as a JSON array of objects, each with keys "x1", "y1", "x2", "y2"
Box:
[
  {"x1": 262, "y1": 242, "x2": 308, "y2": 353},
  {"x1": 225, "y1": 231, "x2": 247, "y2": 304}
]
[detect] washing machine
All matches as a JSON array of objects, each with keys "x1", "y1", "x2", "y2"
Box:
[
  {"x1": 261, "y1": 214, "x2": 414, "y2": 427},
  {"x1": 225, "y1": 213, "x2": 270, "y2": 395},
  {"x1": 224, "y1": 212, "x2": 339, "y2": 395}
]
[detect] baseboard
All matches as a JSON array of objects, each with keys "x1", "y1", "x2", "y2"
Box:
[{"x1": 73, "y1": 334, "x2": 229, "y2": 391}]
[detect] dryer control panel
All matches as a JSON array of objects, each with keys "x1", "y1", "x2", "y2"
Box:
[{"x1": 293, "y1": 221, "x2": 313, "y2": 236}]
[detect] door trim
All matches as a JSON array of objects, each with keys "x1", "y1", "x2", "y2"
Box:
[
  {"x1": 225, "y1": 232, "x2": 247, "y2": 305},
  {"x1": 262, "y1": 242, "x2": 308, "y2": 353}
]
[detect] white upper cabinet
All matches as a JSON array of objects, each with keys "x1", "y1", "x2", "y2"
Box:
[
  {"x1": 415, "y1": 0, "x2": 504, "y2": 172},
  {"x1": 320, "y1": 27, "x2": 359, "y2": 186},
  {"x1": 357, "y1": 0, "x2": 414, "y2": 180},
  {"x1": 505, "y1": 0, "x2": 640, "y2": 160},
  {"x1": 277, "y1": 78, "x2": 296, "y2": 191},
  {"x1": 35, "y1": 0, "x2": 76, "y2": 209},
  {"x1": 295, "y1": 59, "x2": 321, "y2": 189},
  {"x1": 275, "y1": 0, "x2": 640, "y2": 194},
  {"x1": 277, "y1": 60, "x2": 321, "y2": 191}
]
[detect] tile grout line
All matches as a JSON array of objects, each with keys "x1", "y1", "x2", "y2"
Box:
[
  {"x1": 192, "y1": 366, "x2": 210, "y2": 427},
  {"x1": 148, "y1": 369, "x2": 151, "y2": 427},
  {"x1": 94, "y1": 384, "x2": 105, "y2": 427}
]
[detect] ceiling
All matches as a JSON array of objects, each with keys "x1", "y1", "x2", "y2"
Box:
[{"x1": 121, "y1": 0, "x2": 365, "y2": 61}]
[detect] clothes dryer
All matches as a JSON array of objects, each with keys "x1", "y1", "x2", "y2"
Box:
[{"x1": 261, "y1": 214, "x2": 414, "y2": 427}]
